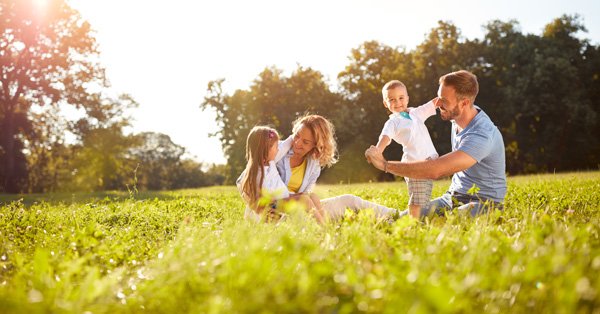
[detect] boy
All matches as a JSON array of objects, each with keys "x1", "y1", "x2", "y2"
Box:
[{"x1": 376, "y1": 80, "x2": 438, "y2": 218}]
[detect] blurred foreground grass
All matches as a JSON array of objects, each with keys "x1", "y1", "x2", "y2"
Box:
[{"x1": 1, "y1": 171, "x2": 599, "y2": 313}]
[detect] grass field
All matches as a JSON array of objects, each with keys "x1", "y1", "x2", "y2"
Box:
[{"x1": 1, "y1": 171, "x2": 600, "y2": 313}]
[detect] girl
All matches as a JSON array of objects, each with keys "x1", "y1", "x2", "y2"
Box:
[{"x1": 237, "y1": 126, "x2": 325, "y2": 223}]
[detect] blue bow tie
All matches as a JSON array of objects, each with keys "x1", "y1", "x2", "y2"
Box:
[{"x1": 399, "y1": 112, "x2": 411, "y2": 120}]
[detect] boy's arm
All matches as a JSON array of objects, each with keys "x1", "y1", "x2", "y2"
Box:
[
  {"x1": 375, "y1": 135, "x2": 391, "y2": 153},
  {"x1": 376, "y1": 119, "x2": 396, "y2": 153},
  {"x1": 412, "y1": 98, "x2": 438, "y2": 121}
]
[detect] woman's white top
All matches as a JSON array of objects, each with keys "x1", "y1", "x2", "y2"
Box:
[
  {"x1": 236, "y1": 135, "x2": 293, "y2": 222},
  {"x1": 276, "y1": 149, "x2": 321, "y2": 194}
]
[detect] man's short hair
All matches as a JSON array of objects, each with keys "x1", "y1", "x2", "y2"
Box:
[{"x1": 439, "y1": 70, "x2": 479, "y2": 102}]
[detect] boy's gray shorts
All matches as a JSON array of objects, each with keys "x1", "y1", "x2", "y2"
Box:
[{"x1": 404, "y1": 177, "x2": 433, "y2": 206}]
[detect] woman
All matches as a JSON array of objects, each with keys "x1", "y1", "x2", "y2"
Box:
[
  {"x1": 276, "y1": 115, "x2": 336, "y2": 194},
  {"x1": 276, "y1": 115, "x2": 398, "y2": 221},
  {"x1": 236, "y1": 126, "x2": 325, "y2": 224}
]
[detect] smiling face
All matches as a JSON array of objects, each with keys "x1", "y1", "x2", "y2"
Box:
[
  {"x1": 436, "y1": 83, "x2": 464, "y2": 121},
  {"x1": 383, "y1": 85, "x2": 410, "y2": 114},
  {"x1": 292, "y1": 124, "x2": 316, "y2": 159}
]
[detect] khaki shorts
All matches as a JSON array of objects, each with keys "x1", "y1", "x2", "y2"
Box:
[{"x1": 404, "y1": 177, "x2": 433, "y2": 206}]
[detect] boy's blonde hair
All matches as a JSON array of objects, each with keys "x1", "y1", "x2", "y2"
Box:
[
  {"x1": 292, "y1": 115, "x2": 338, "y2": 168},
  {"x1": 240, "y1": 126, "x2": 279, "y2": 211},
  {"x1": 381, "y1": 80, "x2": 407, "y2": 99}
]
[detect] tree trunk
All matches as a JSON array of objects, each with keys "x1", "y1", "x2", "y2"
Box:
[{"x1": 1, "y1": 101, "x2": 18, "y2": 193}]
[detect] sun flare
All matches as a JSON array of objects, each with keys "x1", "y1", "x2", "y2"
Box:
[{"x1": 33, "y1": 0, "x2": 49, "y2": 10}]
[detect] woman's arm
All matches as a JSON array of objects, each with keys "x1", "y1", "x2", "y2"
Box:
[{"x1": 274, "y1": 135, "x2": 294, "y2": 162}]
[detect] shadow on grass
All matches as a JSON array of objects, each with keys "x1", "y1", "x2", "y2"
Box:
[{"x1": 0, "y1": 190, "x2": 181, "y2": 207}]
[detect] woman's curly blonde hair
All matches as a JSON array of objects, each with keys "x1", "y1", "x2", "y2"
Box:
[{"x1": 292, "y1": 114, "x2": 338, "y2": 168}]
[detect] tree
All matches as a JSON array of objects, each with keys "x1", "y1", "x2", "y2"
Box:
[
  {"x1": 539, "y1": 15, "x2": 598, "y2": 171},
  {"x1": 203, "y1": 16, "x2": 600, "y2": 182},
  {"x1": 201, "y1": 66, "x2": 342, "y2": 183},
  {"x1": 130, "y1": 132, "x2": 186, "y2": 190},
  {"x1": 581, "y1": 42, "x2": 600, "y2": 167},
  {"x1": 68, "y1": 125, "x2": 137, "y2": 192},
  {"x1": 338, "y1": 41, "x2": 411, "y2": 144},
  {"x1": 65, "y1": 94, "x2": 138, "y2": 192},
  {"x1": 478, "y1": 15, "x2": 598, "y2": 173},
  {"x1": 335, "y1": 41, "x2": 411, "y2": 182},
  {"x1": 0, "y1": 0, "x2": 105, "y2": 192},
  {"x1": 25, "y1": 105, "x2": 72, "y2": 193}
]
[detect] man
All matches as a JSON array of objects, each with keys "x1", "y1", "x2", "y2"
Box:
[{"x1": 365, "y1": 70, "x2": 506, "y2": 217}]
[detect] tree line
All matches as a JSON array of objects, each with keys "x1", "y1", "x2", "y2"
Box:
[
  {"x1": 2, "y1": 0, "x2": 599, "y2": 193},
  {"x1": 0, "y1": 0, "x2": 224, "y2": 193},
  {"x1": 203, "y1": 15, "x2": 600, "y2": 184}
]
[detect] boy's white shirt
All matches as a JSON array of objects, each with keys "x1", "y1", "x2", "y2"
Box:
[
  {"x1": 236, "y1": 135, "x2": 293, "y2": 222},
  {"x1": 380, "y1": 100, "x2": 439, "y2": 162}
]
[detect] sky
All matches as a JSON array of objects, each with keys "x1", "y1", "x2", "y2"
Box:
[{"x1": 68, "y1": 0, "x2": 600, "y2": 165}]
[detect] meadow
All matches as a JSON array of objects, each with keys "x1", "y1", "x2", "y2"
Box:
[{"x1": 1, "y1": 171, "x2": 599, "y2": 313}]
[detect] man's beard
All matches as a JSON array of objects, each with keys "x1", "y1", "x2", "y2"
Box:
[{"x1": 440, "y1": 106, "x2": 460, "y2": 121}]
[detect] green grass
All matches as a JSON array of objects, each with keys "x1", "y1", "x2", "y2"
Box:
[{"x1": 1, "y1": 172, "x2": 599, "y2": 313}]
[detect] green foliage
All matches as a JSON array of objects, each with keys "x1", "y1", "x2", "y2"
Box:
[
  {"x1": 205, "y1": 16, "x2": 600, "y2": 183},
  {"x1": 1, "y1": 172, "x2": 599, "y2": 312},
  {"x1": 0, "y1": 0, "x2": 106, "y2": 193},
  {"x1": 4, "y1": 11, "x2": 600, "y2": 193},
  {"x1": 202, "y1": 66, "x2": 343, "y2": 184},
  {"x1": 126, "y1": 133, "x2": 226, "y2": 191},
  {"x1": 476, "y1": 15, "x2": 598, "y2": 173}
]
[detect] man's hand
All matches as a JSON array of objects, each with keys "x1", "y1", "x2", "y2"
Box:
[{"x1": 365, "y1": 145, "x2": 386, "y2": 172}]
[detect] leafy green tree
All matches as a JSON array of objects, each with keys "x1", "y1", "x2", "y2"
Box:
[
  {"x1": 203, "y1": 16, "x2": 600, "y2": 182},
  {"x1": 0, "y1": 0, "x2": 106, "y2": 192},
  {"x1": 130, "y1": 132, "x2": 185, "y2": 190},
  {"x1": 581, "y1": 42, "x2": 600, "y2": 167},
  {"x1": 337, "y1": 41, "x2": 410, "y2": 144},
  {"x1": 171, "y1": 160, "x2": 226, "y2": 190},
  {"x1": 478, "y1": 15, "x2": 597, "y2": 173},
  {"x1": 66, "y1": 94, "x2": 138, "y2": 192},
  {"x1": 541, "y1": 15, "x2": 598, "y2": 171},
  {"x1": 127, "y1": 132, "x2": 225, "y2": 191},
  {"x1": 476, "y1": 19, "x2": 531, "y2": 172},
  {"x1": 202, "y1": 66, "x2": 341, "y2": 183},
  {"x1": 25, "y1": 106, "x2": 72, "y2": 193},
  {"x1": 334, "y1": 41, "x2": 411, "y2": 182},
  {"x1": 411, "y1": 21, "x2": 485, "y2": 155},
  {"x1": 68, "y1": 126, "x2": 136, "y2": 192}
]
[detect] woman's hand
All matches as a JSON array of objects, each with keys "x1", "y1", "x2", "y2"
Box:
[{"x1": 311, "y1": 207, "x2": 325, "y2": 224}]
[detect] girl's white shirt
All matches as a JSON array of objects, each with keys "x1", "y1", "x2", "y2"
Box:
[{"x1": 236, "y1": 135, "x2": 293, "y2": 222}]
